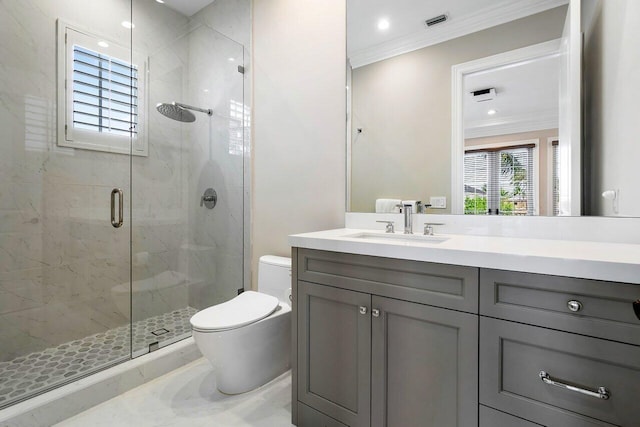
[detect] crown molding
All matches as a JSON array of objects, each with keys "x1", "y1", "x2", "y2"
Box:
[
  {"x1": 465, "y1": 110, "x2": 559, "y2": 139},
  {"x1": 349, "y1": 0, "x2": 569, "y2": 69}
]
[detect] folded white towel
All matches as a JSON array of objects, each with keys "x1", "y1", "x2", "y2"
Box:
[{"x1": 375, "y1": 199, "x2": 401, "y2": 213}]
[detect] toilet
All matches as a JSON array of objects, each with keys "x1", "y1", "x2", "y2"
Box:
[{"x1": 190, "y1": 255, "x2": 291, "y2": 394}]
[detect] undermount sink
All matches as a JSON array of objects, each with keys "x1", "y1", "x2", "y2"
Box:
[{"x1": 345, "y1": 232, "x2": 449, "y2": 244}]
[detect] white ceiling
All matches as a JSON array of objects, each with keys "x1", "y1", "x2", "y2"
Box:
[
  {"x1": 463, "y1": 54, "x2": 560, "y2": 137},
  {"x1": 348, "y1": 0, "x2": 496, "y2": 53},
  {"x1": 347, "y1": 0, "x2": 568, "y2": 67},
  {"x1": 160, "y1": 0, "x2": 215, "y2": 17}
]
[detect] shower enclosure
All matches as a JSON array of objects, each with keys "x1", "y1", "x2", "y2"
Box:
[{"x1": 0, "y1": 0, "x2": 248, "y2": 408}]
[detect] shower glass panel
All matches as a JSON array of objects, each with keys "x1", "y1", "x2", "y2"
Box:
[
  {"x1": 0, "y1": 0, "x2": 133, "y2": 408},
  {"x1": 0, "y1": 0, "x2": 247, "y2": 409},
  {"x1": 130, "y1": 6, "x2": 246, "y2": 356}
]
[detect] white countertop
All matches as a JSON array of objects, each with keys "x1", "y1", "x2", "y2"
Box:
[{"x1": 289, "y1": 228, "x2": 640, "y2": 284}]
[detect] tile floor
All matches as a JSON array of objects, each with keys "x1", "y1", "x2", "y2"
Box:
[
  {"x1": 0, "y1": 307, "x2": 197, "y2": 409},
  {"x1": 54, "y1": 358, "x2": 294, "y2": 427}
]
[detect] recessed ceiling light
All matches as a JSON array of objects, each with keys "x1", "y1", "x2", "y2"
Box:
[
  {"x1": 156, "y1": 0, "x2": 165, "y2": 3},
  {"x1": 121, "y1": 21, "x2": 135, "y2": 29},
  {"x1": 488, "y1": 109, "x2": 497, "y2": 116},
  {"x1": 377, "y1": 18, "x2": 390, "y2": 31},
  {"x1": 97, "y1": 41, "x2": 109, "y2": 48},
  {"x1": 228, "y1": 57, "x2": 235, "y2": 62}
]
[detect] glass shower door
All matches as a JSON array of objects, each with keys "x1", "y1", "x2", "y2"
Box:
[
  {"x1": 0, "y1": 0, "x2": 133, "y2": 408},
  {"x1": 130, "y1": 17, "x2": 246, "y2": 356}
]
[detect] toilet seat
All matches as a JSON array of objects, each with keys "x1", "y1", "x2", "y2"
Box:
[{"x1": 190, "y1": 291, "x2": 279, "y2": 332}]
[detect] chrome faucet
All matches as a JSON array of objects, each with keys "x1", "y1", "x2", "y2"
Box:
[
  {"x1": 424, "y1": 222, "x2": 444, "y2": 235},
  {"x1": 376, "y1": 220, "x2": 395, "y2": 233},
  {"x1": 399, "y1": 204, "x2": 413, "y2": 234}
]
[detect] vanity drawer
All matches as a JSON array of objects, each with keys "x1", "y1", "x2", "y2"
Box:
[
  {"x1": 480, "y1": 269, "x2": 640, "y2": 345},
  {"x1": 480, "y1": 317, "x2": 640, "y2": 427},
  {"x1": 297, "y1": 249, "x2": 478, "y2": 313}
]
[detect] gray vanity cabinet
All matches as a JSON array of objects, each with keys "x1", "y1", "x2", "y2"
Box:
[
  {"x1": 293, "y1": 248, "x2": 479, "y2": 427},
  {"x1": 292, "y1": 247, "x2": 640, "y2": 427}
]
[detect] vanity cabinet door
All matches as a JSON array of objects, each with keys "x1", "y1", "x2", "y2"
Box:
[
  {"x1": 297, "y1": 281, "x2": 371, "y2": 427},
  {"x1": 371, "y1": 296, "x2": 478, "y2": 427}
]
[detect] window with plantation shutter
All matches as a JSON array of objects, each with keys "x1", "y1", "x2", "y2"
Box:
[
  {"x1": 72, "y1": 46, "x2": 138, "y2": 137},
  {"x1": 464, "y1": 144, "x2": 536, "y2": 216},
  {"x1": 57, "y1": 22, "x2": 148, "y2": 156}
]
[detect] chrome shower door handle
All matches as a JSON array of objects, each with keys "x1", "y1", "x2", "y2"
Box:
[{"x1": 111, "y1": 188, "x2": 124, "y2": 228}]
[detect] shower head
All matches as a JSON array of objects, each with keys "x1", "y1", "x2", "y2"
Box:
[{"x1": 156, "y1": 102, "x2": 212, "y2": 123}]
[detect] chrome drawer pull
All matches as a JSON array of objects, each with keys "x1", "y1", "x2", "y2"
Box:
[
  {"x1": 539, "y1": 371, "x2": 610, "y2": 400},
  {"x1": 359, "y1": 306, "x2": 368, "y2": 315},
  {"x1": 567, "y1": 300, "x2": 583, "y2": 312}
]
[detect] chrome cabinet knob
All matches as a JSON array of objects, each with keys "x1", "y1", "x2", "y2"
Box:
[
  {"x1": 359, "y1": 306, "x2": 368, "y2": 315},
  {"x1": 567, "y1": 300, "x2": 583, "y2": 312},
  {"x1": 372, "y1": 309, "x2": 380, "y2": 318}
]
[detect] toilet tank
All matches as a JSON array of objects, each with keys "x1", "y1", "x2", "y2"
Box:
[{"x1": 258, "y1": 255, "x2": 291, "y2": 301}]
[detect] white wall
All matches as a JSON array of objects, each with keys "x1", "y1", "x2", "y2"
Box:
[
  {"x1": 252, "y1": 0, "x2": 346, "y2": 288},
  {"x1": 585, "y1": 0, "x2": 640, "y2": 217}
]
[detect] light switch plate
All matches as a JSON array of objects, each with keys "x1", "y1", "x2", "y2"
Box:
[{"x1": 430, "y1": 196, "x2": 447, "y2": 209}]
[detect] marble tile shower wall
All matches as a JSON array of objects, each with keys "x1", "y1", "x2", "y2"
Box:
[{"x1": 0, "y1": 0, "x2": 192, "y2": 361}]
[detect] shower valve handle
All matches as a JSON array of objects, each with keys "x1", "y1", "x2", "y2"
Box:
[
  {"x1": 201, "y1": 195, "x2": 215, "y2": 206},
  {"x1": 200, "y1": 188, "x2": 218, "y2": 209}
]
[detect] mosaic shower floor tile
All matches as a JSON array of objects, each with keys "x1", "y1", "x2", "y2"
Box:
[{"x1": 0, "y1": 306, "x2": 197, "y2": 409}]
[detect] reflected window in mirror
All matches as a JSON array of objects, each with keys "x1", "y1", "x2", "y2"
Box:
[{"x1": 464, "y1": 144, "x2": 535, "y2": 216}]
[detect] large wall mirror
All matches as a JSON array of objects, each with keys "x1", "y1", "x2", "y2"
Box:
[{"x1": 347, "y1": 0, "x2": 640, "y2": 217}]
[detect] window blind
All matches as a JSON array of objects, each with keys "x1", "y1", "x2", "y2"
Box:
[
  {"x1": 464, "y1": 145, "x2": 535, "y2": 216},
  {"x1": 72, "y1": 46, "x2": 138, "y2": 137},
  {"x1": 463, "y1": 152, "x2": 489, "y2": 215}
]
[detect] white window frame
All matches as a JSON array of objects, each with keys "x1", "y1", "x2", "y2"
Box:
[
  {"x1": 547, "y1": 136, "x2": 560, "y2": 216},
  {"x1": 463, "y1": 139, "x2": 540, "y2": 216},
  {"x1": 57, "y1": 20, "x2": 148, "y2": 156}
]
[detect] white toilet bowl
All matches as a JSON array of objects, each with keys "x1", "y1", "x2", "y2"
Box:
[{"x1": 190, "y1": 256, "x2": 292, "y2": 394}]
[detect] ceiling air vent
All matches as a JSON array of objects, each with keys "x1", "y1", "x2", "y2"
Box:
[
  {"x1": 470, "y1": 88, "x2": 497, "y2": 102},
  {"x1": 425, "y1": 14, "x2": 448, "y2": 27}
]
